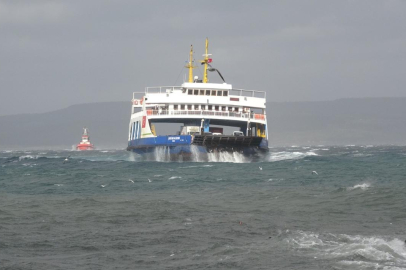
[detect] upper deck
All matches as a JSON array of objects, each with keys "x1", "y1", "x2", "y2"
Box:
[
  {"x1": 130, "y1": 82, "x2": 267, "y2": 125},
  {"x1": 132, "y1": 82, "x2": 267, "y2": 110}
]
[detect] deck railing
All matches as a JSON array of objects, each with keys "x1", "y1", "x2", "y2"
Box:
[
  {"x1": 144, "y1": 110, "x2": 266, "y2": 121},
  {"x1": 133, "y1": 86, "x2": 266, "y2": 99}
]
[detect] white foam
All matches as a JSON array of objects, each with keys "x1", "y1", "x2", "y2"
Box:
[
  {"x1": 268, "y1": 151, "x2": 318, "y2": 162},
  {"x1": 18, "y1": 155, "x2": 39, "y2": 161},
  {"x1": 168, "y1": 176, "x2": 182, "y2": 180},
  {"x1": 353, "y1": 153, "x2": 373, "y2": 157},
  {"x1": 285, "y1": 231, "x2": 406, "y2": 269},
  {"x1": 347, "y1": 183, "x2": 371, "y2": 191}
]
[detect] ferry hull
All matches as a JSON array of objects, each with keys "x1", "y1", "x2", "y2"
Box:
[{"x1": 127, "y1": 135, "x2": 268, "y2": 161}]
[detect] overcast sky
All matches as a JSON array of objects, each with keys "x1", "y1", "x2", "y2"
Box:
[{"x1": 1, "y1": 0, "x2": 405, "y2": 116}]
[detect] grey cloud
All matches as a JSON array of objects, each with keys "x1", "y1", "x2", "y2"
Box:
[{"x1": 1, "y1": 0, "x2": 406, "y2": 115}]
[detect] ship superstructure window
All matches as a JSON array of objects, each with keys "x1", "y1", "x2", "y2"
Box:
[
  {"x1": 188, "y1": 89, "x2": 193, "y2": 95},
  {"x1": 223, "y1": 91, "x2": 228, "y2": 96},
  {"x1": 208, "y1": 105, "x2": 212, "y2": 110},
  {"x1": 217, "y1": 91, "x2": 222, "y2": 96},
  {"x1": 201, "y1": 105, "x2": 206, "y2": 110},
  {"x1": 228, "y1": 107, "x2": 233, "y2": 112},
  {"x1": 211, "y1": 90, "x2": 216, "y2": 96},
  {"x1": 194, "y1": 105, "x2": 199, "y2": 110},
  {"x1": 181, "y1": 105, "x2": 185, "y2": 110},
  {"x1": 222, "y1": 106, "x2": 227, "y2": 111},
  {"x1": 187, "y1": 105, "x2": 192, "y2": 110},
  {"x1": 235, "y1": 107, "x2": 239, "y2": 112},
  {"x1": 200, "y1": 90, "x2": 204, "y2": 95},
  {"x1": 206, "y1": 90, "x2": 210, "y2": 96},
  {"x1": 215, "y1": 105, "x2": 219, "y2": 111},
  {"x1": 194, "y1": 90, "x2": 199, "y2": 95},
  {"x1": 174, "y1": 105, "x2": 178, "y2": 110}
]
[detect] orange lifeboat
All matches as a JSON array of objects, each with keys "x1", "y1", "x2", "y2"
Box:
[{"x1": 76, "y1": 128, "x2": 94, "y2": 150}]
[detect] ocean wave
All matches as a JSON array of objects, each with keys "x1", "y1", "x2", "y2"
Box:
[
  {"x1": 168, "y1": 176, "x2": 182, "y2": 180},
  {"x1": 18, "y1": 155, "x2": 41, "y2": 161},
  {"x1": 347, "y1": 183, "x2": 371, "y2": 191},
  {"x1": 353, "y1": 153, "x2": 373, "y2": 157},
  {"x1": 284, "y1": 230, "x2": 406, "y2": 269},
  {"x1": 268, "y1": 151, "x2": 318, "y2": 162}
]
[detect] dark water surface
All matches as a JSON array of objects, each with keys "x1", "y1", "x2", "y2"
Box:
[{"x1": 1, "y1": 146, "x2": 406, "y2": 269}]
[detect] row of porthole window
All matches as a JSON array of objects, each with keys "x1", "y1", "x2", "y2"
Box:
[
  {"x1": 187, "y1": 89, "x2": 228, "y2": 96},
  {"x1": 173, "y1": 104, "x2": 240, "y2": 112}
]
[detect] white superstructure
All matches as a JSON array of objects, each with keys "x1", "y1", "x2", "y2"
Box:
[{"x1": 127, "y1": 38, "x2": 268, "y2": 145}]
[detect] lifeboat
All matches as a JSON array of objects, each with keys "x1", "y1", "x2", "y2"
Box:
[{"x1": 76, "y1": 128, "x2": 94, "y2": 150}]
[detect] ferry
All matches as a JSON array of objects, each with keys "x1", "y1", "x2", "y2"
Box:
[
  {"x1": 76, "y1": 128, "x2": 94, "y2": 150},
  {"x1": 127, "y1": 39, "x2": 268, "y2": 160}
]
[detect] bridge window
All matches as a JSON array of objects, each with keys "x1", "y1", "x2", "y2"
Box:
[
  {"x1": 187, "y1": 105, "x2": 192, "y2": 110},
  {"x1": 181, "y1": 105, "x2": 185, "y2": 110},
  {"x1": 206, "y1": 90, "x2": 210, "y2": 96},
  {"x1": 201, "y1": 105, "x2": 206, "y2": 110},
  {"x1": 188, "y1": 89, "x2": 193, "y2": 95},
  {"x1": 174, "y1": 105, "x2": 178, "y2": 110},
  {"x1": 228, "y1": 107, "x2": 233, "y2": 112},
  {"x1": 211, "y1": 90, "x2": 216, "y2": 96},
  {"x1": 215, "y1": 105, "x2": 219, "y2": 111},
  {"x1": 223, "y1": 91, "x2": 228, "y2": 96},
  {"x1": 222, "y1": 106, "x2": 227, "y2": 111},
  {"x1": 194, "y1": 90, "x2": 199, "y2": 95},
  {"x1": 217, "y1": 90, "x2": 222, "y2": 96},
  {"x1": 200, "y1": 90, "x2": 204, "y2": 95},
  {"x1": 194, "y1": 104, "x2": 199, "y2": 110},
  {"x1": 208, "y1": 105, "x2": 212, "y2": 110},
  {"x1": 235, "y1": 107, "x2": 239, "y2": 112}
]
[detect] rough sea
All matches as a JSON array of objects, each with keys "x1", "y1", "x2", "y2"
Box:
[{"x1": 1, "y1": 146, "x2": 406, "y2": 270}]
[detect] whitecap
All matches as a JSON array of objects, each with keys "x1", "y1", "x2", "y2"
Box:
[
  {"x1": 284, "y1": 230, "x2": 406, "y2": 269},
  {"x1": 353, "y1": 153, "x2": 373, "y2": 157},
  {"x1": 268, "y1": 151, "x2": 318, "y2": 162},
  {"x1": 18, "y1": 155, "x2": 39, "y2": 161},
  {"x1": 168, "y1": 176, "x2": 182, "y2": 180},
  {"x1": 347, "y1": 183, "x2": 371, "y2": 191}
]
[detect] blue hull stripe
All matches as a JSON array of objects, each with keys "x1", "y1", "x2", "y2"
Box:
[
  {"x1": 127, "y1": 135, "x2": 268, "y2": 156},
  {"x1": 128, "y1": 135, "x2": 192, "y2": 148}
]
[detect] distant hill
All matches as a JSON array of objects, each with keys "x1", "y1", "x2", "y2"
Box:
[{"x1": 1, "y1": 98, "x2": 406, "y2": 150}]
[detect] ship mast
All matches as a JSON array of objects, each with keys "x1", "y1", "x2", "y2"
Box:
[
  {"x1": 185, "y1": 45, "x2": 196, "y2": 83},
  {"x1": 201, "y1": 38, "x2": 211, "y2": 83}
]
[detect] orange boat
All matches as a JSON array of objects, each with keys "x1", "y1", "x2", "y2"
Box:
[{"x1": 76, "y1": 128, "x2": 94, "y2": 150}]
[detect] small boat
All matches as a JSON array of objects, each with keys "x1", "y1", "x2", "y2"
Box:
[
  {"x1": 76, "y1": 128, "x2": 94, "y2": 150},
  {"x1": 127, "y1": 39, "x2": 268, "y2": 160}
]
